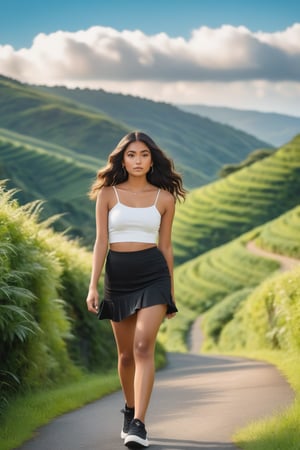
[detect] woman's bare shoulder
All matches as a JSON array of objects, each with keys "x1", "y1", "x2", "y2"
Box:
[
  {"x1": 158, "y1": 189, "x2": 175, "y2": 214},
  {"x1": 96, "y1": 186, "x2": 116, "y2": 204},
  {"x1": 159, "y1": 189, "x2": 175, "y2": 202}
]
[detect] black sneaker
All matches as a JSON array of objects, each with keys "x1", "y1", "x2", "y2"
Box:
[
  {"x1": 120, "y1": 405, "x2": 135, "y2": 439},
  {"x1": 124, "y1": 418, "x2": 149, "y2": 448}
]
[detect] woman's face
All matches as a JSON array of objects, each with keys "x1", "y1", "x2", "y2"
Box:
[{"x1": 123, "y1": 141, "x2": 152, "y2": 177}]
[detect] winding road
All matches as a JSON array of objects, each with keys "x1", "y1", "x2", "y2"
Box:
[
  {"x1": 18, "y1": 334, "x2": 294, "y2": 450},
  {"x1": 18, "y1": 241, "x2": 297, "y2": 450}
]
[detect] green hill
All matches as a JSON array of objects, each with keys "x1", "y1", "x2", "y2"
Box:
[
  {"x1": 172, "y1": 135, "x2": 300, "y2": 264},
  {"x1": 0, "y1": 76, "x2": 129, "y2": 160},
  {"x1": 33, "y1": 82, "x2": 271, "y2": 187}
]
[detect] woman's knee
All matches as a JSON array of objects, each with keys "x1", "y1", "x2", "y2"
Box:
[
  {"x1": 119, "y1": 350, "x2": 134, "y2": 368},
  {"x1": 134, "y1": 339, "x2": 154, "y2": 360}
]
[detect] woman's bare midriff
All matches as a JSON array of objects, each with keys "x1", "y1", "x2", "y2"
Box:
[{"x1": 110, "y1": 242, "x2": 157, "y2": 252}]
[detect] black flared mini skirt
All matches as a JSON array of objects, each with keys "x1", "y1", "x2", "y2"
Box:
[{"x1": 97, "y1": 246, "x2": 178, "y2": 322}]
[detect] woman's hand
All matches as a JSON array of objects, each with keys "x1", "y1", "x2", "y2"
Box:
[
  {"x1": 86, "y1": 288, "x2": 99, "y2": 314},
  {"x1": 166, "y1": 312, "x2": 177, "y2": 320}
]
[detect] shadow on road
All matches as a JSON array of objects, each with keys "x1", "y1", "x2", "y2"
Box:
[{"x1": 163, "y1": 352, "x2": 269, "y2": 377}]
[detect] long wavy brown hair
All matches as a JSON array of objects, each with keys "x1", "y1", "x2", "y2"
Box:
[{"x1": 89, "y1": 131, "x2": 186, "y2": 201}]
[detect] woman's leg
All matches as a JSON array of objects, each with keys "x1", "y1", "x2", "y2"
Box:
[
  {"x1": 133, "y1": 304, "x2": 167, "y2": 423},
  {"x1": 111, "y1": 314, "x2": 137, "y2": 408}
]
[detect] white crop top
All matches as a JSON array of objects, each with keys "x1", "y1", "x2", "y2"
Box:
[{"x1": 108, "y1": 186, "x2": 161, "y2": 243}]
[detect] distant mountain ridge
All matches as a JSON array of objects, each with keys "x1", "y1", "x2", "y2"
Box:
[{"x1": 177, "y1": 104, "x2": 300, "y2": 146}]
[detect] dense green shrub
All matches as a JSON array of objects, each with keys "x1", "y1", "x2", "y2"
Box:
[
  {"x1": 0, "y1": 184, "x2": 117, "y2": 407},
  {"x1": 218, "y1": 266, "x2": 300, "y2": 352},
  {"x1": 201, "y1": 287, "x2": 253, "y2": 349},
  {"x1": 174, "y1": 238, "x2": 279, "y2": 314},
  {"x1": 218, "y1": 148, "x2": 274, "y2": 178},
  {"x1": 0, "y1": 189, "x2": 77, "y2": 391}
]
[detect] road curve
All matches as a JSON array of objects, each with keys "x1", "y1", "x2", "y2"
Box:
[
  {"x1": 18, "y1": 349, "x2": 293, "y2": 450},
  {"x1": 246, "y1": 241, "x2": 300, "y2": 272}
]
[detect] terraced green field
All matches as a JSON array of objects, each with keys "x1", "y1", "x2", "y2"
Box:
[
  {"x1": 0, "y1": 77, "x2": 129, "y2": 160},
  {"x1": 0, "y1": 128, "x2": 104, "y2": 169},
  {"x1": 0, "y1": 134, "x2": 97, "y2": 244},
  {"x1": 174, "y1": 237, "x2": 279, "y2": 314},
  {"x1": 173, "y1": 135, "x2": 300, "y2": 264},
  {"x1": 255, "y1": 205, "x2": 300, "y2": 258}
]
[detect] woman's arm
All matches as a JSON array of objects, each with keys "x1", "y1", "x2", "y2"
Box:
[{"x1": 86, "y1": 188, "x2": 109, "y2": 314}]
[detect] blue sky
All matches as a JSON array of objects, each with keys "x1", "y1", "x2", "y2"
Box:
[
  {"x1": 1, "y1": 0, "x2": 299, "y2": 48},
  {"x1": 1, "y1": 0, "x2": 300, "y2": 115}
]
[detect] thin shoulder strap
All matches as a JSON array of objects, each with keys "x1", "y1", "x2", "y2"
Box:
[
  {"x1": 112, "y1": 186, "x2": 120, "y2": 203},
  {"x1": 154, "y1": 189, "x2": 161, "y2": 206}
]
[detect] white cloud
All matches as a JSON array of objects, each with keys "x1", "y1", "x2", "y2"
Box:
[
  {"x1": 1, "y1": 24, "x2": 300, "y2": 115},
  {"x1": 256, "y1": 23, "x2": 300, "y2": 54}
]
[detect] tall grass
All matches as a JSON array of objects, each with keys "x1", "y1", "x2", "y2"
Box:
[
  {"x1": 0, "y1": 183, "x2": 117, "y2": 410},
  {"x1": 218, "y1": 266, "x2": 300, "y2": 353}
]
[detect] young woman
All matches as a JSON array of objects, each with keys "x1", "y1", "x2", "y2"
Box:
[{"x1": 86, "y1": 131, "x2": 186, "y2": 448}]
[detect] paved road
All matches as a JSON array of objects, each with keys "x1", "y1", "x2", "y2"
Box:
[{"x1": 19, "y1": 350, "x2": 293, "y2": 450}]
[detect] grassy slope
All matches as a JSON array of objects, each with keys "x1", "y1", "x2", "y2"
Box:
[
  {"x1": 0, "y1": 127, "x2": 104, "y2": 169},
  {"x1": 35, "y1": 83, "x2": 271, "y2": 188},
  {"x1": 255, "y1": 205, "x2": 300, "y2": 258},
  {"x1": 172, "y1": 134, "x2": 300, "y2": 264},
  {"x1": 163, "y1": 138, "x2": 300, "y2": 350},
  {"x1": 0, "y1": 76, "x2": 129, "y2": 160}
]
